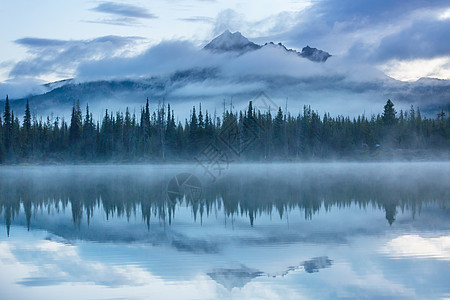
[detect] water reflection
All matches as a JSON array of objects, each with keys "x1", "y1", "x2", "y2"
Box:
[
  {"x1": 0, "y1": 163, "x2": 448, "y2": 236},
  {"x1": 0, "y1": 163, "x2": 448, "y2": 299}
]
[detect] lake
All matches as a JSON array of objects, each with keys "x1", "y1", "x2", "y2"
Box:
[{"x1": 0, "y1": 162, "x2": 449, "y2": 299}]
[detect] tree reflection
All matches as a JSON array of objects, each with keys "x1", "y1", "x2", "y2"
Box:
[{"x1": 0, "y1": 166, "x2": 448, "y2": 236}]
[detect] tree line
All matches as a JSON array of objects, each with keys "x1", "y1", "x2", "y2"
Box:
[{"x1": 0, "y1": 96, "x2": 449, "y2": 163}]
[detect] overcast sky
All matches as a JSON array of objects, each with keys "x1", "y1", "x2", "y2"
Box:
[{"x1": 0, "y1": 0, "x2": 449, "y2": 87}]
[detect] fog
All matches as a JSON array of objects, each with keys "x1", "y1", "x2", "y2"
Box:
[{"x1": 1, "y1": 162, "x2": 448, "y2": 229}]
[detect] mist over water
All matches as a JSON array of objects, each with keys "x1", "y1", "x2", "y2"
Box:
[{"x1": 0, "y1": 162, "x2": 449, "y2": 299}]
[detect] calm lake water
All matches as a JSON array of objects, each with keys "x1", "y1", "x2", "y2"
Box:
[{"x1": 0, "y1": 163, "x2": 449, "y2": 299}]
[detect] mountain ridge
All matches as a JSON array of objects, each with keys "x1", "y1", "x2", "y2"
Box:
[{"x1": 204, "y1": 30, "x2": 331, "y2": 62}]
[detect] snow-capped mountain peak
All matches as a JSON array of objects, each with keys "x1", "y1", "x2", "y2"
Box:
[{"x1": 204, "y1": 30, "x2": 261, "y2": 53}]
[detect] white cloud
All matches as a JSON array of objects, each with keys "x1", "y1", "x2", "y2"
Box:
[
  {"x1": 380, "y1": 57, "x2": 450, "y2": 81},
  {"x1": 438, "y1": 8, "x2": 450, "y2": 20},
  {"x1": 10, "y1": 36, "x2": 144, "y2": 80},
  {"x1": 0, "y1": 78, "x2": 47, "y2": 99}
]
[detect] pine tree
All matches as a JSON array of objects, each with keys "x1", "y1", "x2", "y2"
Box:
[
  {"x1": 12, "y1": 114, "x2": 21, "y2": 158},
  {"x1": 23, "y1": 99, "x2": 31, "y2": 131},
  {"x1": 142, "y1": 98, "x2": 151, "y2": 155},
  {"x1": 382, "y1": 99, "x2": 397, "y2": 126},
  {"x1": 197, "y1": 103, "x2": 205, "y2": 147},
  {"x1": 22, "y1": 99, "x2": 32, "y2": 157},
  {"x1": 165, "y1": 104, "x2": 177, "y2": 157},
  {"x1": 99, "y1": 109, "x2": 113, "y2": 158},
  {"x1": 69, "y1": 101, "x2": 82, "y2": 148},
  {"x1": 124, "y1": 107, "x2": 132, "y2": 156},
  {"x1": 274, "y1": 107, "x2": 284, "y2": 155},
  {"x1": 3, "y1": 95, "x2": 12, "y2": 152},
  {"x1": 82, "y1": 103, "x2": 96, "y2": 159},
  {"x1": 189, "y1": 106, "x2": 199, "y2": 153}
]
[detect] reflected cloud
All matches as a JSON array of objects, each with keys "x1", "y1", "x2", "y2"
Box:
[
  {"x1": 381, "y1": 235, "x2": 450, "y2": 260},
  {"x1": 10, "y1": 239, "x2": 157, "y2": 287}
]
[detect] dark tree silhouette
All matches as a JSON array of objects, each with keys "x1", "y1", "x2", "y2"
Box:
[{"x1": 382, "y1": 99, "x2": 397, "y2": 126}]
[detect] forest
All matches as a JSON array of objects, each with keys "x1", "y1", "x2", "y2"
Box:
[{"x1": 0, "y1": 96, "x2": 449, "y2": 163}]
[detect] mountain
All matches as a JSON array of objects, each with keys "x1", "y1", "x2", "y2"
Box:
[
  {"x1": 43, "y1": 78, "x2": 75, "y2": 90},
  {"x1": 263, "y1": 42, "x2": 331, "y2": 62},
  {"x1": 4, "y1": 70, "x2": 449, "y2": 121},
  {"x1": 203, "y1": 30, "x2": 261, "y2": 53},
  {"x1": 299, "y1": 46, "x2": 331, "y2": 62},
  {"x1": 204, "y1": 30, "x2": 331, "y2": 62}
]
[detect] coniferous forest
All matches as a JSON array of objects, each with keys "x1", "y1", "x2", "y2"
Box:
[{"x1": 0, "y1": 96, "x2": 449, "y2": 163}]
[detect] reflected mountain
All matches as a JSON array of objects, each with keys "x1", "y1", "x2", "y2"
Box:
[
  {"x1": 302, "y1": 257, "x2": 333, "y2": 274},
  {"x1": 269, "y1": 256, "x2": 333, "y2": 278},
  {"x1": 208, "y1": 266, "x2": 263, "y2": 290},
  {"x1": 208, "y1": 256, "x2": 333, "y2": 290}
]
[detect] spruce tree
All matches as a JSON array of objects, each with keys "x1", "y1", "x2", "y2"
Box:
[
  {"x1": 189, "y1": 106, "x2": 198, "y2": 153},
  {"x1": 382, "y1": 99, "x2": 397, "y2": 126},
  {"x1": 274, "y1": 107, "x2": 284, "y2": 154},
  {"x1": 124, "y1": 107, "x2": 132, "y2": 155},
  {"x1": 69, "y1": 101, "x2": 82, "y2": 145},
  {"x1": 3, "y1": 95, "x2": 12, "y2": 152},
  {"x1": 22, "y1": 99, "x2": 32, "y2": 156},
  {"x1": 165, "y1": 104, "x2": 177, "y2": 157},
  {"x1": 23, "y1": 99, "x2": 31, "y2": 131}
]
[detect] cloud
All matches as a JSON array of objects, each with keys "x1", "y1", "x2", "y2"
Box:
[
  {"x1": 91, "y1": 2, "x2": 156, "y2": 19},
  {"x1": 10, "y1": 35, "x2": 143, "y2": 78},
  {"x1": 84, "y1": 17, "x2": 142, "y2": 26},
  {"x1": 0, "y1": 78, "x2": 47, "y2": 99},
  {"x1": 89, "y1": 2, "x2": 157, "y2": 26},
  {"x1": 179, "y1": 16, "x2": 214, "y2": 24},
  {"x1": 212, "y1": 9, "x2": 245, "y2": 35},
  {"x1": 15, "y1": 38, "x2": 67, "y2": 48},
  {"x1": 70, "y1": 40, "x2": 433, "y2": 118},
  {"x1": 308, "y1": 0, "x2": 448, "y2": 25},
  {"x1": 76, "y1": 38, "x2": 363, "y2": 84},
  {"x1": 76, "y1": 40, "x2": 223, "y2": 80},
  {"x1": 276, "y1": 0, "x2": 450, "y2": 59},
  {"x1": 375, "y1": 19, "x2": 450, "y2": 61},
  {"x1": 209, "y1": 9, "x2": 299, "y2": 42},
  {"x1": 380, "y1": 57, "x2": 450, "y2": 81},
  {"x1": 8, "y1": 33, "x2": 447, "y2": 117}
]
